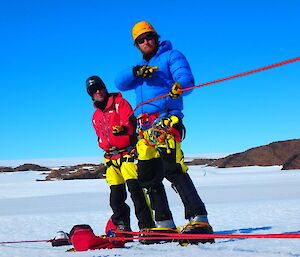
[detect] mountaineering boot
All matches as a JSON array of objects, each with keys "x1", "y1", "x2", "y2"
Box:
[
  {"x1": 139, "y1": 219, "x2": 178, "y2": 244},
  {"x1": 116, "y1": 223, "x2": 132, "y2": 233},
  {"x1": 115, "y1": 222, "x2": 133, "y2": 242},
  {"x1": 105, "y1": 217, "x2": 133, "y2": 242},
  {"x1": 156, "y1": 219, "x2": 176, "y2": 229},
  {"x1": 180, "y1": 215, "x2": 215, "y2": 245}
]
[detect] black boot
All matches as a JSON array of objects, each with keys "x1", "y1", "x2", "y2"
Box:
[{"x1": 180, "y1": 220, "x2": 214, "y2": 244}]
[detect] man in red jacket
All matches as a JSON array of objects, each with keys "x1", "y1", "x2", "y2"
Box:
[{"x1": 86, "y1": 75, "x2": 154, "y2": 233}]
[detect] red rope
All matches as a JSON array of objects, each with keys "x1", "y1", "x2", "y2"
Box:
[
  {"x1": 1, "y1": 232, "x2": 300, "y2": 245},
  {"x1": 0, "y1": 239, "x2": 52, "y2": 244},
  {"x1": 131, "y1": 56, "x2": 300, "y2": 115},
  {"x1": 109, "y1": 231, "x2": 300, "y2": 242}
]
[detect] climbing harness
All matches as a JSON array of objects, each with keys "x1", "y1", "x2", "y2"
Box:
[{"x1": 104, "y1": 146, "x2": 136, "y2": 168}]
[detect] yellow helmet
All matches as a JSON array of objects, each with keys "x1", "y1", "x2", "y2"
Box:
[{"x1": 132, "y1": 21, "x2": 156, "y2": 41}]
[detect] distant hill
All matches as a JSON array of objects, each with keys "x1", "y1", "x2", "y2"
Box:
[
  {"x1": 0, "y1": 163, "x2": 106, "y2": 180},
  {"x1": 282, "y1": 153, "x2": 300, "y2": 170},
  {"x1": 0, "y1": 163, "x2": 50, "y2": 172},
  {"x1": 39, "y1": 164, "x2": 106, "y2": 181},
  {"x1": 1, "y1": 139, "x2": 300, "y2": 178},
  {"x1": 186, "y1": 158, "x2": 216, "y2": 166},
  {"x1": 210, "y1": 138, "x2": 300, "y2": 170}
]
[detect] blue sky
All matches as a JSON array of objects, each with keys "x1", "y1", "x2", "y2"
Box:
[{"x1": 0, "y1": 0, "x2": 299, "y2": 160}]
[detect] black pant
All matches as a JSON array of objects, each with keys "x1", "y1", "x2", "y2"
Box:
[
  {"x1": 159, "y1": 146, "x2": 208, "y2": 220},
  {"x1": 126, "y1": 179, "x2": 155, "y2": 229},
  {"x1": 110, "y1": 184, "x2": 131, "y2": 229},
  {"x1": 137, "y1": 158, "x2": 173, "y2": 221},
  {"x1": 110, "y1": 180, "x2": 154, "y2": 230}
]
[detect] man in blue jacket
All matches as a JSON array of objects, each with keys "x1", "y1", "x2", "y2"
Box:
[{"x1": 115, "y1": 21, "x2": 214, "y2": 243}]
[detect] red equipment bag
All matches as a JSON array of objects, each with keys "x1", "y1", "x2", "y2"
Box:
[{"x1": 69, "y1": 224, "x2": 125, "y2": 251}]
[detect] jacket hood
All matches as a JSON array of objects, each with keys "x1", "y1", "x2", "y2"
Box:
[
  {"x1": 142, "y1": 40, "x2": 173, "y2": 61},
  {"x1": 156, "y1": 40, "x2": 173, "y2": 56}
]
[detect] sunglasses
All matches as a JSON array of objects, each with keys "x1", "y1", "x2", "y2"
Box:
[
  {"x1": 135, "y1": 33, "x2": 156, "y2": 45},
  {"x1": 88, "y1": 84, "x2": 105, "y2": 95}
]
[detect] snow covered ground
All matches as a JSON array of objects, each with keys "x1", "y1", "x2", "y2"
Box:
[{"x1": 1, "y1": 165, "x2": 300, "y2": 257}]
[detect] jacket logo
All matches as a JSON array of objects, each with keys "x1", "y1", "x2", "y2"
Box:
[{"x1": 115, "y1": 104, "x2": 119, "y2": 113}]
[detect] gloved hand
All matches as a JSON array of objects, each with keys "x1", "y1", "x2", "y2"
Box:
[
  {"x1": 154, "y1": 118, "x2": 171, "y2": 130},
  {"x1": 133, "y1": 65, "x2": 158, "y2": 78},
  {"x1": 154, "y1": 116, "x2": 179, "y2": 130},
  {"x1": 169, "y1": 82, "x2": 183, "y2": 99},
  {"x1": 112, "y1": 125, "x2": 127, "y2": 135}
]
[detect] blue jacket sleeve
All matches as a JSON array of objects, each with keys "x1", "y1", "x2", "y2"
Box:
[
  {"x1": 169, "y1": 50, "x2": 194, "y2": 95},
  {"x1": 115, "y1": 66, "x2": 141, "y2": 91}
]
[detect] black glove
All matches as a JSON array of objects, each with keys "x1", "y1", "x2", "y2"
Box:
[
  {"x1": 169, "y1": 82, "x2": 183, "y2": 99},
  {"x1": 154, "y1": 116, "x2": 179, "y2": 130},
  {"x1": 112, "y1": 125, "x2": 127, "y2": 135},
  {"x1": 133, "y1": 65, "x2": 158, "y2": 78},
  {"x1": 154, "y1": 118, "x2": 171, "y2": 130}
]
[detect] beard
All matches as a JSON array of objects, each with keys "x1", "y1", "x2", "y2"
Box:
[{"x1": 93, "y1": 93, "x2": 109, "y2": 111}]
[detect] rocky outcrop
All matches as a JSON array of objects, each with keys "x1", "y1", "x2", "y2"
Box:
[
  {"x1": 62, "y1": 166, "x2": 106, "y2": 180},
  {"x1": 186, "y1": 159, "x2": 216, "y2": 166},
  {"x1": 211, "y1": 139, "x2": 300, "y2": 169},
  {"x1": 2, "y1": 138, "x2": 300, "y2": 177},
  {"x1": 14, "y1": 163, "x2": 51, "y2": 171},
  {"x1": 282, "y1": 153, "x2": 300, "y2": 170},
  {"x1": 0, "y1": 163, "x2": 50, "y2": 172},
  {"x1": 44, "y1": 164, "x2": 106, "y2": 181},
  {"x1": 0, "y1": 162, "x2": 106, "y2": 180},
  {"x1": 0, "y1": 166, "x2": 14, "y2": 172}
]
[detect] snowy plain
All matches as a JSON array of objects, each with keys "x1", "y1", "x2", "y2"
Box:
[{"x1": 1, "y1": 164, "x2": 300, "y2": 257}]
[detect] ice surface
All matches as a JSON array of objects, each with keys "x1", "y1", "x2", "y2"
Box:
[{"x1": 1, "y1": 165, "x2": 300, "y2": 257}]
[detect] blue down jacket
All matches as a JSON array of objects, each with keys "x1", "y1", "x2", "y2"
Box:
[{"x1": 115, "y1": 40, "x2": 194, "y2": 119}]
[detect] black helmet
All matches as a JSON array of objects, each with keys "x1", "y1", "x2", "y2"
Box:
[{"x1": 86, "y1": 75, "x2": 107, "y2": 97}]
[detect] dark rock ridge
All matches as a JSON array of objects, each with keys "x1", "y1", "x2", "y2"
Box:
[
  {"x1": 282, "y1": 153, "x2": 300, "y2": 170},
  {"x1": 0, "y1": 163, "x2": 50, "y2": 172},
  {"x1": 44, "y1": 164, "x2": 106, "y2": 181},
  {"x1": 0, "y1": 163, "x2": 106, "y2": 180},
  {"x1": 15, "y1": 163, "x2": 51, "y2": 171},
  {"x1": 211, "y1": 138, "x2": 300, "y2": 169},
  {"x1": 186, "y1": 159, "x2": 216, "y2": 166},
  {"x1": 0, "y1": 166, "x2": 14, "y2": 172},
  {"x1": 1, "y1": 138, "x2": 299, "y2": 177}
]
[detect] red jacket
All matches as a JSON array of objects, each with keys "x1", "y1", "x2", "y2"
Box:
[{"x1": 92, "y1": 93, "x2": 135, "y2": 153}]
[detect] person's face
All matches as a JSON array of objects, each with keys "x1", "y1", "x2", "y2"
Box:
[
  {"x1": 93, "y1": 88, "x2": 107, "y2": 102},
  {"x1": 135, "y1": 32, "x2": 157, "y2": 55}
]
